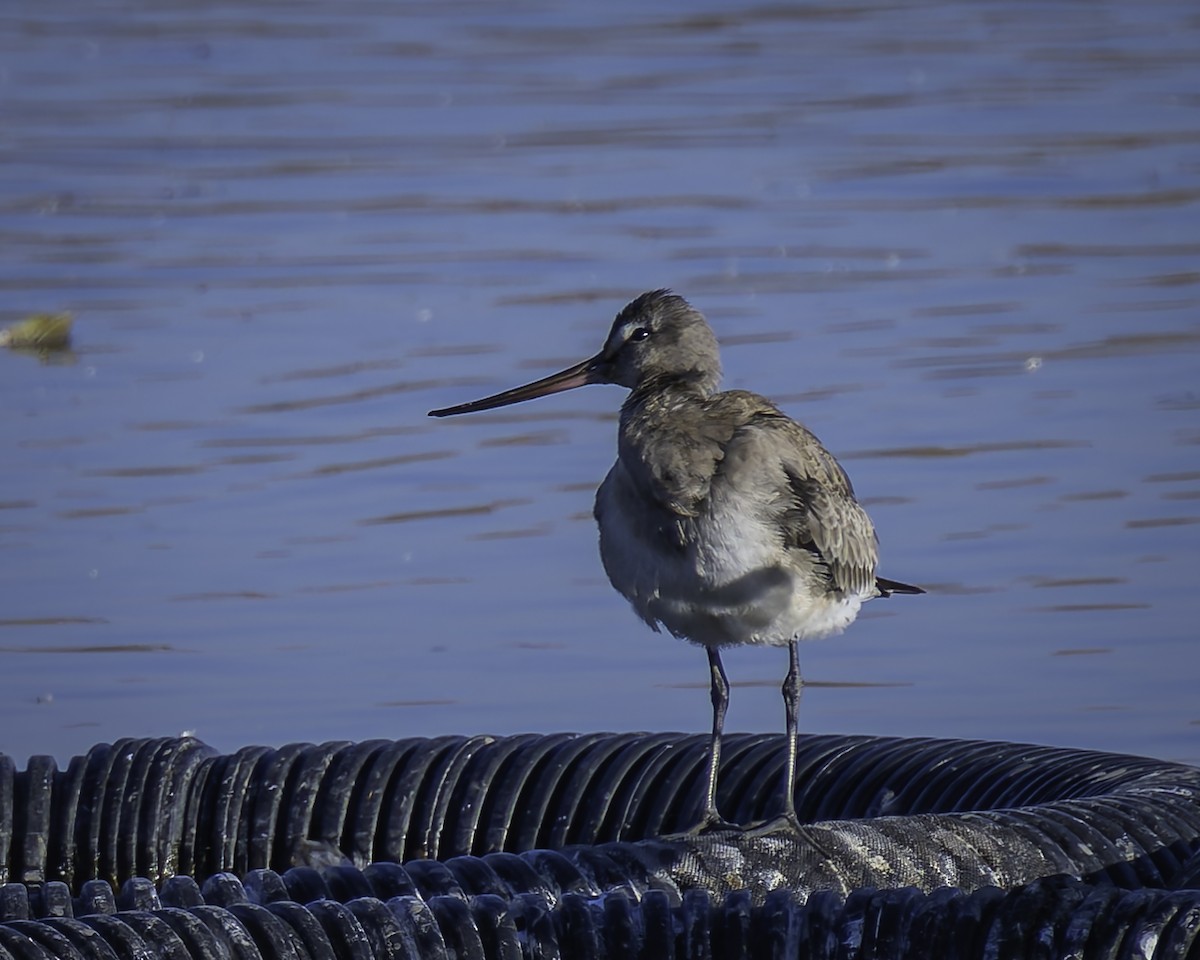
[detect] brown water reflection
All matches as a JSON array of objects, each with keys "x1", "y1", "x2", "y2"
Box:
[
  {"x1": 0, "y1": 0, "x2": 1197, "y2": 767},
  {"x1": 307, "y1": 451, "x2": 454, "y2": 477},
  {"x1": 479, "y1": 431, "x2": 569, "y2": 448},
  {"x1": 200, "y1": 427, "x2": 419, "y2": 449},
  {"x1": 843, "y1": 440, "x2": 1087, "y2": 460},
  {"x1": 1, "y1": 644, "x2": 171, "y2": 654},
  {"x1": 361, "y1": 500, "x2": 532, "y2": 526},
  {"x1": 235, "y1": 378, "x2": 464, "y2": 415},
  {"x1": 171, "y1": 592, "x2": 276, "y2": 603}
]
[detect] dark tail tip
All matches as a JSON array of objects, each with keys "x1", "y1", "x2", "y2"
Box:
[{"x1": 876, "y1": 576, "x2": 925, "y2": 597}]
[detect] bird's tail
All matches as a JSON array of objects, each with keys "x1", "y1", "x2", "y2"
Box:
[{"x1": 876, "y1": 576, "x2": 925, "y2": 597}]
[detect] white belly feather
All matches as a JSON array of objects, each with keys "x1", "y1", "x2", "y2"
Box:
[{"x1": 596, "y1": 462, "x2": 868, "y2": 649}]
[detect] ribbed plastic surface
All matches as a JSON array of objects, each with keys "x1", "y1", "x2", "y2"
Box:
[{"x1": 0, "y1": 733, "x2": 1197, "y2": 958}]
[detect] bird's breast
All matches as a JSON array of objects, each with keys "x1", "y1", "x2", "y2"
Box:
[{"x1": 595, "y1": 459, "x2": 852, "y2": 647}]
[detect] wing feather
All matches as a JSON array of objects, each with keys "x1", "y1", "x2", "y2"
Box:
[{"x1": 728, "y1": 408, "x2": 880, "y2": 598}]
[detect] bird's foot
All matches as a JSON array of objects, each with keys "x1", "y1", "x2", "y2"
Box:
[
  {"x1": 742, "y1": 814, "x2": 838, "y2": 861},
  {"x1": 742, "y1": 813, "x2": 805, "y2": 837},
  {"x1": 677, "y1": 810, "x2": 742, "y2": 837}
]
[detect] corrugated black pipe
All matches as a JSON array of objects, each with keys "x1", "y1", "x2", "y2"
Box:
[{"x1": 1, "y1": 733, "x2": 1198, "y2": 958}]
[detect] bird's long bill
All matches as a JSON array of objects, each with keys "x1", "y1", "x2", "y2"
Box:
[{"x1": 428, "y1": 354, "x2": 602, "y2": 417}]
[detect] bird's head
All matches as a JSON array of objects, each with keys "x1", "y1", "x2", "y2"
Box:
[{"x1": 428, "y1": 289, "x2": 722, "y2": 418}]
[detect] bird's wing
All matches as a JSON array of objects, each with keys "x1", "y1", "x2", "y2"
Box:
[{"x1": 718, "y1": 401, "x2": 880, "y2": 598}]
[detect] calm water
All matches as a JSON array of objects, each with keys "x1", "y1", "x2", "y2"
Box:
[{"x1": 2, "y1": 1, "x2": 1198, "y2": 768}]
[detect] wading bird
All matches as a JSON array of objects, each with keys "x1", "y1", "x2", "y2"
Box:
[{"x1": 430, "y1": 290, "x2": 923, "y2": 831}]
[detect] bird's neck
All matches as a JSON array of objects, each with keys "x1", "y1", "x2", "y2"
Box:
[
  {"x1": 620, "y1": 375, "x2": 720, "y2": 459},
  {"x1": 623, "y1": 372, "x2": 715, "y2": 416},
  {"x1": 616, "y1": 378, "x2": 722, "y2": 515}
]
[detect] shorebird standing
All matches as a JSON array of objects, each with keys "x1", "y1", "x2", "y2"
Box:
[{"x1": 429, "y1": 290, "x2": 923, "y2": 831}]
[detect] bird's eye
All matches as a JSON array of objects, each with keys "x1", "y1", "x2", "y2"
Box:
[{"x1": 629, "y1": 327, "x2": 651, "y2": 342}]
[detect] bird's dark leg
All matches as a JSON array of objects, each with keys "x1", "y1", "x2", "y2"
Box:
[
  {"x1": 781, "y1": 638, "x2": 802, "y2": 825},
  {"x1": 696, "y1": 646, "x2": 733, "y2": 830},
  {"x1": 744, "y1": 639, "x2": 836, "y2": 858}
]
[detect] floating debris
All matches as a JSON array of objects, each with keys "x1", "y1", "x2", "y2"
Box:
[{"x1": 0, "y1": 311, "x2": 74, "y2": 351}]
